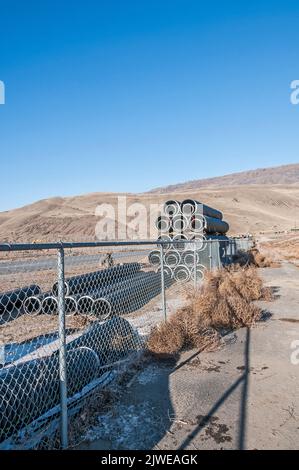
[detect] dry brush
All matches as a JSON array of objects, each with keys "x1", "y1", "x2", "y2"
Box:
[{"x1": 147, "y1": 264, "x2": 273, "y2": 357}]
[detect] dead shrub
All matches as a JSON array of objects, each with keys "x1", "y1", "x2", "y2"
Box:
[
  {"x1": 260, "y1": 286, "x2": 274, "y2": 302},
  {"x1": 229, "y1": 267, "x2": 263, "y2": 301},
  {"x1": 233, "y1": 248, "x2": 279, "y2": 268},
  {"x1": 147, "y1": 263, "x2": 274, "y2": 358},
  {"x1": 147, "y1": 320, "x2": 185, "y2": 356}
]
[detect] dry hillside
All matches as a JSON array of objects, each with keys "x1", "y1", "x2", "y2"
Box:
[
  {"x1": 149, "y1": 163, "x2": 299, "y2": 193},
  {"x1": 0, "y1": 184, "x2": 298, "y2": 243}
]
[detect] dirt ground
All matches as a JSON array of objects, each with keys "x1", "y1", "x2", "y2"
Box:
[
  {"x1": 259, "y1": 232, "x2": 299, "y2": 267},
  {"x1": 78, "y1": 261, "x2": 299, "y2": 450}
]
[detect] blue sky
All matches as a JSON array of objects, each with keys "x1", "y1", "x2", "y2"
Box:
[{"x1": 0, "y1": 0, "x2": 298, "y2": 211}]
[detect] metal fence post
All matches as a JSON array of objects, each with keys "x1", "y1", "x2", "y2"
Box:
[
  {"x1": 209, "y1": 240, "x2": 213, "y2": 270},
  {"x1": 57, "y1": 247, "x2": 68, "y2": 449},
  {"x1": 193, "y1": 240, "x2": 197, "y2": 288},
  {"x1": 159, "y1": 244, "x2": 167, "y2": 321}
]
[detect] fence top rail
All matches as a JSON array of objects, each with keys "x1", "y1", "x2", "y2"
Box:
[{"x1": 0, "y1": 237, "x2": 249, "y2": 252}]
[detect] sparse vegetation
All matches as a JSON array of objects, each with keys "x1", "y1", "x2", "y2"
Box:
[
  {"x1": 233, "y1": 247, "x2": 279, "y2": 268},
  {"x1": 261, "y1": 235, "x2": 299, "y2": 267},
  {"x1": 147, "y1": 265, "x2": 272, "y2": 357}
]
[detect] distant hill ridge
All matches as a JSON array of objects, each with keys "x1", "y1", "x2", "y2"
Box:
[
  {"x1": 0, "y1": 163, "x2": 298, "y2": 243},
  {"x1": 148, "y1": 163, "x2": 299, "y2": 193}
]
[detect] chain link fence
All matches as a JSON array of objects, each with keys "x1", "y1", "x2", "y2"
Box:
[{"x1": 0, "y1": 237, "x2": 253, "y2": 449}]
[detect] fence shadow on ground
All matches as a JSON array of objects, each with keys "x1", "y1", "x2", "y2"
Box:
[
  {"x1": 177, "y1": 328, "x2": 251, "y2": 450},
  {"x1": 79, "y1": 328, "x2": 252, "y2": 450}
]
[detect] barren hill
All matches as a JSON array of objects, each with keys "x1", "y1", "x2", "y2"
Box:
[
  {"x1": 149, "y1": 163, "x2": 299, "y2": 193},
  {"x1": 0, "y1": 183, "x2": 299, "y2": 243}
]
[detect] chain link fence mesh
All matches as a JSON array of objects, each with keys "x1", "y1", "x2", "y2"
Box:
[{"x1": 0, "y1": 237, "x2": 253, "y2": 449}]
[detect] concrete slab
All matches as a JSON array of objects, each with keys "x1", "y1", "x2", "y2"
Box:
[{"x1": 79, "y1": 262, "x2": 299, "y2": 450}]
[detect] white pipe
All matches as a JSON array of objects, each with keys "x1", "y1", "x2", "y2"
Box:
[
  {"x1": 190, "y1": 214, "x2": 204, "y2": 233},
  {"x1": 23, "y1": 296, "x2": 42, "y2": 316},
  {"x1": 190, "y1": 264, "x2": 206, "y2": 282},
  {"x1": 155, "y1": 215, "x2": 171, "y2": 232},
  {"x1": 172, "y1": 233, "x2": 188, "y2": 251},
  {"x1": 157, "y1": 265, "x2": 173, "y2": 278},
  {"x1": 163, "y1": 200, "x2": 181, "y2": 217},
  {"x1": 157, "y1": 235, "x2": 171, "y2": 250},
  {"x1": 42, "y1": 296, "x2": 58, "y2": 315},
  {"x1": 172, "y1": 214, "x2": 188, "y2": 232},
  {"x1": 65, "y1": 296, "x2": 78, "y2": 315},
  {"x1": 164, "y1": 250, "x2": 181, "y2": 268},
  {"x1": 77, "y1": 295, "x2": 94, "y2": 315},
  {"x1": 181, "y1": 250, "x2": 198, "y2": 267},
  {"x1": 173, "y1": 265, "x2": 191, "y2": 282},
  {"x1": 92, "y1": 298, "x2": 112, "y2": 321},
  {"x1": 181, "y1": 199, "x2": 197, "y2": 216},
  {"x1": 148, "y1": 250, "x2": 161, "y2": 266}
]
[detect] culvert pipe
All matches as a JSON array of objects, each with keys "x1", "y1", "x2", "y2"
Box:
[
  {"x1": 52, "y1": 262, "x2": 141, "y2": 296},
  {"x1": 75, "y1": 271, "x2": 165, "y2": 317},
  {"x1": 0, "y1": 285, "x2": 41, "y2": 313},
  {"x1": 148, "y1": 250, "x2": 161, "y2": 266},
  {"x1": 23, "y1": 295, "x2": 43, "y2": 316},
  {"x1": 173, "y1": 265, "x2": 191, "y2": 282},
  {"x1": 41, "y1": 296, "x2": 58, "y2": 315},
  {"x1": 181, "y1": 199, "x2": 197, "y2": 216},
  {"x1": 184, "y1": 231, "x2": 206, "y2": 245},
  {"x1": 172, "y1": 214, "x2": 189, "y2": 232},
  {"x1": 77, "y1": 295, "x2": 94, "y2": 315},
  {"x1": 164, "y1": 250, "x2": 181, "y2": 268},
  {"x1": 204, "y1": 216, "x2": 229, "y2": 234},
  {"x1": 172, "y1": 233, "x2": 188, "y2": 251},
  {"x1": 181, "y1": 199, "x2": 223, "y2": 220},
  {"x1": 0, "y1": 317, "x2": 140, "y2": 444},
  {"x1": 190, "y1": 264, "x2": 206, "y2": 282},
  {"x1": 157, "y1": 265, "x2": 173, "y2": 278},
  {"x1": 40, "y1": 294, "x2": 77, "y2": 316},
  {"x1": 65, "y1": 296, "x2": 78, "y2": 315},
  {"x1": 155, "y1": 215, "x2": 171, "y2": 232},
  {"x1": 0, "y1": 346, "x2": 100, "y2": 443},
  {"x1": 92, "y1": 298, "x2": 112, "y2": 321},
  {"x1": 181, "y1": 250, "x2": 198, "y2": 267},
  {"x1": 157, "y1": 235, "x2": 171, "y2": 250},
  {"x1": 69, "y1": 271, "x2": 154, "y2": 316},
  {"x1": 163, "y1": 200, "x2": 181, "y2": 217},
  {"x1": 189, "y1": 214, "x2": 204, "y2": 233},
  {"x1": 101, "y1": 272, "x2": 173, "y2": 316}
]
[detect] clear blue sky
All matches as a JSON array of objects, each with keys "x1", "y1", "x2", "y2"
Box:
[{"x1": 0, "y1": 0, "x2": 298, "y2": 211}]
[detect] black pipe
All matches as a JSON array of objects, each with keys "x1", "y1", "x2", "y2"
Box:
[
  {"x1": 204, "y1": 216, "x2": 229, "y2": 234},
  {"x1": 0, "y1": 285, "x2": 41, "y2": 313},
  {"x1": 0, "y1": 317, "x2": 139, "y2": 443},
  {"x1": 99, "y1": 271, "x2": 173, "y2": 316},
  {"x1": 0, "y1": 347, "x2": 99, "y2": 443},
  {"x1": 77, "y1": 271, "x2": 173, "y2": 317},
  {"x1": 23, "y1": 292, "x2": 51, "y2": 315},
  {"x1": 76, "y1": 271, "x2": 162, "y2": 316},
  {"x1": 41, "y1": 296, "x2": 58, "y2": 315},
  {"x1": 52, "y1": 262, "x2": 141, "y2": 296}
]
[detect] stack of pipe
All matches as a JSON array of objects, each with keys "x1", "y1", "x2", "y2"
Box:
[
  {"x1": 149, "y1": 199, "x2": 229, "y2": 281},
  {"x1": 22, "y1": 262, "x2": 173, "y2": 320},
  {"x1": 0, "y1": 285, "x2": 41, "y2": 314},
  {"x1": 0, "y1": 316, "x2": 140, "y2": 443}
]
